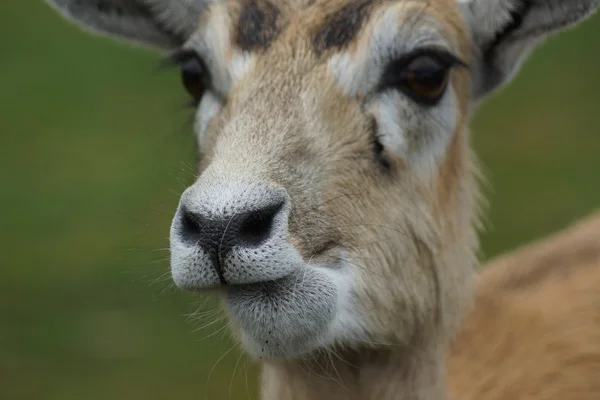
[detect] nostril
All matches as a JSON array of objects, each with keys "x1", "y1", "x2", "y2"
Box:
[
  {"x1": 180, "y1": 208, "x2": 202, "y2": 238},
  {"x1": 237, "y1": 201, "x2": 285, "y2": 246}
]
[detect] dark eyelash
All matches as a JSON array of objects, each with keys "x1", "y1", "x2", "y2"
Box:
[
  {"x1": 376, "y1": 47, "x2": 469, "y2": 101},
  {"x1": 378, "y1": 47, "x2": 468, "y2": 89},
  {"x1": 399, "y1": 47, "x2": 469, "y2": 70},
  {"x1": 159, "y1": 49, "x2": 211, "y2": 109},
  {"x1": 158, "y1": 49, "x2": 201, "y2": 69}
]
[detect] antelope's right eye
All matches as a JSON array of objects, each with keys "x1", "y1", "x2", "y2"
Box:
[
  {"x1": 166, "y1": 50, "x2": 210, "y2": 106},
  {"x1": 379, "y1": 48, "x2": 467, "y2": 107},
  {"x1": 180, "y1": 55, "x2": 207, "y2": 105}
]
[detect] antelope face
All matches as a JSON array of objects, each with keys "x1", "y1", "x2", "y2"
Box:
[
  {"x1": 167, "y1": 0, "x2": 477, "y2": 358},
  {"x1": 47, "y1": 0, "x2": 599, "y2": 359}
]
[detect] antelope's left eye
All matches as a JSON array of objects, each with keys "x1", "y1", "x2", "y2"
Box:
[
  {"x1": 180, "y1": 55, "x2": 207, "y2": 105},
  {"x1": 166, "y1": 50, "x2": 210, "y2": 106},
  {"x1": 380, "y1": 49, "x2": 465, "y2": 106}
]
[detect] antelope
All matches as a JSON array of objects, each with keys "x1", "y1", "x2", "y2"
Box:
[{"x1": 45, "y1": 0, "x2": 600, "y2": 399}]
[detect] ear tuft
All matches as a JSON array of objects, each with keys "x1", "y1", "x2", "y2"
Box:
[
  {"x1": 45, "y1": 0, "x2": 213, "y2": 51},
  {"x1": 461, "y1": 0, "x2": 599, "y2": 99}
]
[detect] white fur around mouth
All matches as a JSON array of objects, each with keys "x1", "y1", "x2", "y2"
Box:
[{"x1": 224, "y1": 258, "x2": 364, "y2": 359}]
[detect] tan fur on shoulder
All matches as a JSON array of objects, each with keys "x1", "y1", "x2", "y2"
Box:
[{"x1": 448, "y1": 212, "x2": 600, "y2": 400}]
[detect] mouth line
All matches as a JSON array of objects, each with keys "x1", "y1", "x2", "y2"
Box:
[
  {"x1": 223, "y1": 255, "x2": 346, "y2": 296},
  {"x1": 226, "y1": 277, "x2": 289, "y2": 295},
  {"x1": 187, "y1": 274, "x2": 291, "y2": 295},
  {"x1": 232, "y1": 249, "x2": 343, "y2": 290},
  {"x1": 178, "y1": 244, "x2": 344, "y2": 293}
]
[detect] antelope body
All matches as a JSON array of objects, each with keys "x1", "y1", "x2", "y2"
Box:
[
  {"x1": 449, "y1": 212, "x2": 600, "y2": 400},
  {"x1": 45, "y1": 0, "x2": 600, "y2": 399}
]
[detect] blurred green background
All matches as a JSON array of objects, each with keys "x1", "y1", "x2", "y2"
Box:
[{"x1": 1, "y1": 2, "x2": 598, "y2": 399}]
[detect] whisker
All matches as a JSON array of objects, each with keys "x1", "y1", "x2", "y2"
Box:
[
  {"x1": 243, "y1": 360, "x2": 253, "y2": 400},
  {"x1": 192, "y1": 315, "x2": 227, "y2": 333},
  {"x1": 205, "y1": 343, "x2": 238, "y2": 400},
  {"x1": 198, "y1": 321, "x2": 230, "y2": 341},
  {"x1": 230, "y1": 349, "x2": 245, "y2": 400}
]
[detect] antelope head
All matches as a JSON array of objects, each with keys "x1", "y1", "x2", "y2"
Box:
[{"x1": 46, "y1": 0, "x2": 599, "y2": 361}]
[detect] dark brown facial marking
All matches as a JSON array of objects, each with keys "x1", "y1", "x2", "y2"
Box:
[
  {"x1": 234, "y1": 0, "x2": 282, "y2": 51},
  {"x1": 313, "y1": 0, "x2": 375, "y2": 55}
]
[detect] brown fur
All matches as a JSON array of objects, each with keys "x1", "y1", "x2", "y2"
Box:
[{"x1": 448, "y1": 212, "x2": 600, "y2": 400}]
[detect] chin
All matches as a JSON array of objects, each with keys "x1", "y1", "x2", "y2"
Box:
[{"x1": 223, "y1": 261, "x2": 363, "y2": 359}]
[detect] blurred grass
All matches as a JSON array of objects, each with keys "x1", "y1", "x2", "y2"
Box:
[{"x1": 0, "y1": 1, "x2": 599, "y2": 399}]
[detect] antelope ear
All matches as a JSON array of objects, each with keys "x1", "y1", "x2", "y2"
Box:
[
  {"x1": 460, "y1": 0, "x2": 599, "y2": 99},
  {"x1": 45, "y1": 0, "x2": 213, "y2": 50}
]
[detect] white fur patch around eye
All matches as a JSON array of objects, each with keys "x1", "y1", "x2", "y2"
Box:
[
  {"x1": 328, "y1": 5, "x2": 455, "y2": 97},
  {"x1": 368, "y1": 86, "x2": 458, "y2": 180},
  {"x1": 326, "y1": 3, "x2": 461, "y2": 179},
  {"x1": 187, "y1": 5, "x2": 256, "y2": 96},
  {"x1": 195, "y1": 92, "x2": 223, "y2": 146},
  {"x1": 372, "y1": 91, "x2": 409, "y2": 157},
  {"x1": 189, "y1": 6, "x2": 232, "y2": 93}
]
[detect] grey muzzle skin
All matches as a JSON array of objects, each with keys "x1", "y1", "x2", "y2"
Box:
[
  {"x1": 169, "y1": 180, "x2": 304, "y2": 290},
  {"x1": 176, "y1": 198, "x2": 286, "y2": 285}
]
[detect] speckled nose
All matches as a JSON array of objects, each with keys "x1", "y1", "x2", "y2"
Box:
[{"x1": 177, "y1": 200, "x2": 286, "y2": 284}]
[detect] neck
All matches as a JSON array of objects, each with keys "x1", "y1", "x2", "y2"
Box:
[{"x1": 260, "y1": 344, "x2": 446, "y2": 400}]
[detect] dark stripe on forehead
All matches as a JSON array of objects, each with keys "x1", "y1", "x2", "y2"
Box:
[
  {"x1": 313, "y1": 0, "x2": 375, "y2": 55},
  {"x1": 234, "y1": 0, "x2": 282, "y2": 50}
]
